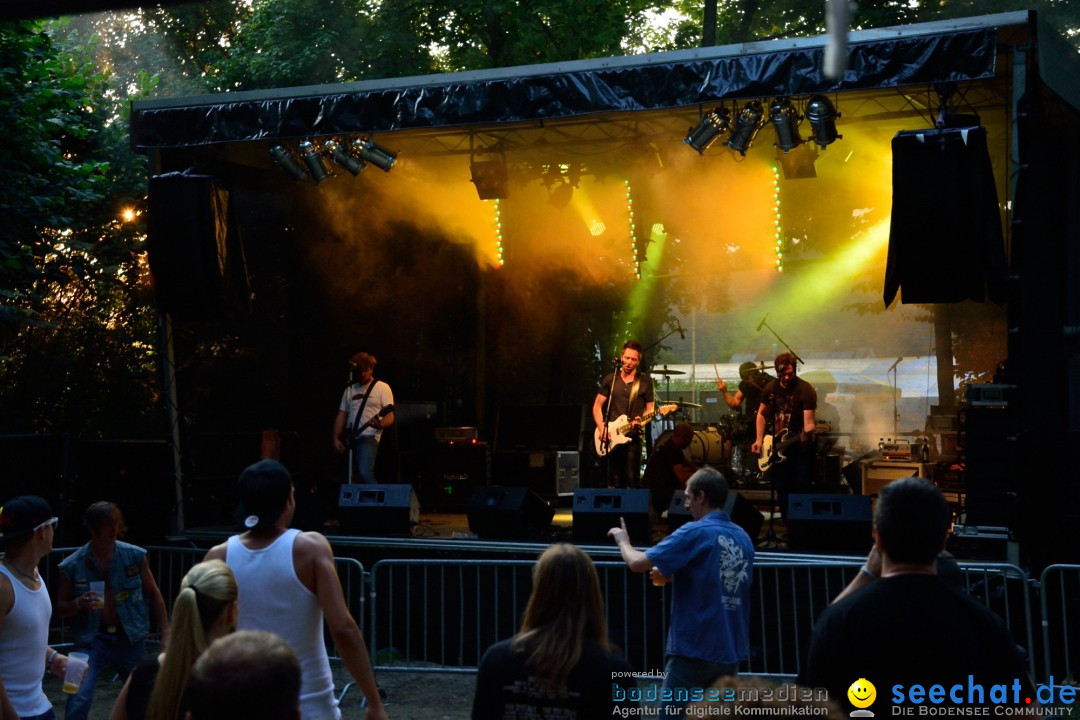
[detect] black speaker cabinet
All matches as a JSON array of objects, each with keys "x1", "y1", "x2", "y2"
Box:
[
  {"x1": 466, "y1": 486, "x2": 554, "y2": 540},
  {"x1": 667, "y1": 490, "x2": 763, "y2": 542},
  {"x1": 572, "y1": 488, "x2": 651, "y2": 543},
  {"x1": 786, "y1": 494, "x2": 872, "y2": 555},
  {"x1": 338, "y1": 484, "x2": 419, "y2": 536}
]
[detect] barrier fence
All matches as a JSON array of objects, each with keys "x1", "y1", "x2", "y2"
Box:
[{"x1": 28, "y1": 547, "x2": 1053, "y2": 683}]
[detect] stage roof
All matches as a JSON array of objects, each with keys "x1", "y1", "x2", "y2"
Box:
[{"x1": 130, "y1": 10, "x2": 1080, "y2": 160}]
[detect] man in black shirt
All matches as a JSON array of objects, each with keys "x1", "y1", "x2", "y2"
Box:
[
  {"x1": 752, "y1": 353, "x2": 817, "y2": 519},
  {"x1": 799, "y1": 477, "x2": 1035, "y2": 712},
  {"x1": 593, "y1": 340, "x2": 654, "y2": 488}
]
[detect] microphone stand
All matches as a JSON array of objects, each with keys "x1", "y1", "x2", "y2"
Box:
[
  {"x1": 888, "y1": 357, "x2": 903, "y2": 438},
  {"x1": 344, "y1": 368, "x2": 355, "y2": 484},
  {"x1": 758, "y1": 317, "x2": 804, "y2": 365}
]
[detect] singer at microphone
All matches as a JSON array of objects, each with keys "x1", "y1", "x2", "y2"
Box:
[{"x1": 592, "y1": 339, "x2": 655, "y2": 491}]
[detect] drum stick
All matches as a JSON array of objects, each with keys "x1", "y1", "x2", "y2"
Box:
[{"x1": 712, "y1": 360, "x2": 720, "y2": 382}]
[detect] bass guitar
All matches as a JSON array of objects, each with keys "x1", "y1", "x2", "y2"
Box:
[
  {"x1": 758, "y1": 421, "x2": 831, "y2": 472},
  {"x1": 344, "y1": 404, "x2": 395, "y2": 449},
  {"x1": 595, "y1": 404, "x2": 677, "y2": 456}
]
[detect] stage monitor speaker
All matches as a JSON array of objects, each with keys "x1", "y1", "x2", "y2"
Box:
[
  {"x1": 338, "y1": 484, "x2": 419, "y2": 536},
  {"x1": 572, "y1": 488, "x2": 650, "y2": 543},
  {"x1": 786, "y1": 494, "x2": 871, "y2": 555},
  {"x1": 466, "y1": 486, "x2": 554, "y2": 540},
  {"x1": 667, "y1": 490, "x2": 763, "y2": 542}
]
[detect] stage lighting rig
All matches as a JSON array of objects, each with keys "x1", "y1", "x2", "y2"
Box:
[
  {"x1": 325, "y1": 139, "x2": 366, "y2": 176},
  {"x1": 726, "y1": 101, "x2": 765, "y2": 156},
  {"x1": 470, "y1": 152, "x2": 509, "y2": 200},
  {"x1": 684, "y1": 107, "x2": 731, "y2": 154},
  {"x1": 269, "y1": 145, "x2": 307, "y2": 182},
  {"x1": 298, "y1": 141, "x2": 329, "y2": 183},
  {"x1": 352, "y1": 137, "x2": 397, "y2": 172},
  {"x1": 806, "y1": 95, "x2": 842, "y2": 149},
  {"x1": 769, "y1": 97, "x2": 803, "y2": 153}
]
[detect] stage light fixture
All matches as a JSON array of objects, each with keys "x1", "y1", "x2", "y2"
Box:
[
  {"x1": 684, "y1": 107, "x2": 731, "y2": 154},
  {"x1": 470, "y1": 154, "x2": 509, "y2": 200},
  {"x1": 769, "y1": 97, "x2": 803, "y2": 153},
  {"x1": 352, "y1": 138, "x2": 396, "y2": 172},
  {"x1": 269, "y1": 145, "x2": 307, "y2": 182},
  {"x1": 726, "y1": 101, "x2": 764, "y2": 156},
  {"x1": 299, "y1": 141, "x2": 328, "y2": 184},
  {"x1": 325, "y1": 139, "x2": 366, "y2": 176},
  {"x1": 806, "y1": 95, "x2": 842, "y2": 149}
]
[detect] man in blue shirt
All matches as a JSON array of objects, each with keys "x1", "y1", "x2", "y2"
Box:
[{"x1": 608, "y1": 467, "x2": 755, "y2": 718}]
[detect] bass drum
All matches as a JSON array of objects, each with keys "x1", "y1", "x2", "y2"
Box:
[
  {"x1": 653, "y1": 427, "x2": 726, "y2": 466},
  {"x1": 689, "y1": 427, "x2": 726, "y2": 466}
]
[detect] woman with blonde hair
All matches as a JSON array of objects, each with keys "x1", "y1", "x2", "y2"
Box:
[
  {"x1": 472, "y1": 543, "x2": 635, "y2": 718},
  {"x1": 110, "y1": 559, "x2": 238, "y2": 720}
]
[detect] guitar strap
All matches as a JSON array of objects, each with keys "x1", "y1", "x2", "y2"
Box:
[
  {"x1": 627, "y1": 376, "x2": 642, "y2": 436},
  {"x1": 350, "y1": 380, "x2": 378, "y2": 440}
]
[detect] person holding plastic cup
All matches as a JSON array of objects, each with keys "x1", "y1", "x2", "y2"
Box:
[
  {"x1": 55, "y1": 502, "x2": 169, "y2": 720},
  {"x1": 0, "y1": 496, "x2": 82, "y2": 720}
]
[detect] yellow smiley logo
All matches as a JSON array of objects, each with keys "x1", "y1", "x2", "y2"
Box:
[{"x1": 847, "y1": 678, "x2": 876, "y2": 709}]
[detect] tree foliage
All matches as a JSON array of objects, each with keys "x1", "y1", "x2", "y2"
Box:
[{"x1": 0, "y1": 20, "x2": 159, "y2": 436}]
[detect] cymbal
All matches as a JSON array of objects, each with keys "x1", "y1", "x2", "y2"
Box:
[
  {"x1": 674, "y1": 401, "x2": 702, "y2": 409},
  {"x1": 652, "y1": 368, "x2": 686, "y2": 376}
]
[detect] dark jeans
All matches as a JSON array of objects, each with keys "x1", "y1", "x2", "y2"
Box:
[
  {"x1": 603, "y1": 439, "x2": 642, "y2": 488},
  {"x1": 660, "y1": 655, "x2": 740, "y2": 718}
]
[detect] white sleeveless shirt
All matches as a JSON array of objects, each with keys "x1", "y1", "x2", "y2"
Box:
[
  {"x1": 226, "y1": 529, "x2": 339, "y2": 720},
  {"x1": 0, "y1": 563, "x2": 53, "y2": 717}
]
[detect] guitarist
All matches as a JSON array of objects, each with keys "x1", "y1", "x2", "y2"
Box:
[
  {"x1": 333, "y1": 352, "x2": 395, "y2": 484},
  {"x1": 751, "y1": 353, "x2": 817, "y2": 521},
  {"x1": 592, "y1": 340, "x2": 653, "y2": 489}
]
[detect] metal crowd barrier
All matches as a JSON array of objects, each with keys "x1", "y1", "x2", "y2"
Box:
[
  {"x1": 29, "y1": 546, "x2": 1040, "y2": 683},
  {"x1": 1039, "y1": 564, "x2": 1080, "y2": 684},
  {"x1": 367, "y1": 556, "x2": 1038, "y2": 680}
]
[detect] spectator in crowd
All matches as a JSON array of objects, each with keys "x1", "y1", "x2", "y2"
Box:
[
  {"x1": 184, "y1": 630, "x2": 301, "y2": 720},
  {"x1": 1, "y1": 496, "x2": 75, "y2": 720},
  {"x1": 472, "y1": 543, "x2": 635, "y2": 719},
  {"x1": 609, "y1": 467, "x2": 755, "y2": 718},
  {"x1": 57, "y1": 501, "x2": 170, "y2": 720},
  {"x1": 800, "y1": 477, "x2": 1035, "y2": 711},
  {"x1": 110, "y1": 559, "x2": 238, "y2": 720},
  {"x1": 205, "y1": 459, "x2": 388, "y2": 720}
]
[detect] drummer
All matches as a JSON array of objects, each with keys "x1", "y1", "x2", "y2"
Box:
[
  {"x1": 716, "y1": 362, "x2": 772, "y2": 417},
  {"x1": 642, "y1": 423, "x2": 698, "y2": 515}
]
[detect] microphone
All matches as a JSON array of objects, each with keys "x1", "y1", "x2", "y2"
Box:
[
  {"x1": 613, "y1": 357, "x2": 622, "y2": 367},
  {"x1": 756, "y1": 313, "x2": 769, "y2": 332},
  {"x1": 677, "y1": 325, "x2": 686, "y2": 340},
  {"x1": 888, "y1": 357, "x2": 903, "y2": 371}
]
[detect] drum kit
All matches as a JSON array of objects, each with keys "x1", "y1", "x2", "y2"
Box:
[{"x1": 650, "y1": 367, "x2": 753, "y2": 473}]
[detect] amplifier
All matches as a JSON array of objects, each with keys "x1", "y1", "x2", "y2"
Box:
[
  {"x1": 879, "y1": 439, "x2": 913, "y2": 462},
  {"x1": 435, "y1": 427, "x2": 479, "y2": 443}
]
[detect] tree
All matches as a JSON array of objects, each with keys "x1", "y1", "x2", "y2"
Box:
[{"x1": 0, "y1": 20, "x2": 159, "y2": 436}]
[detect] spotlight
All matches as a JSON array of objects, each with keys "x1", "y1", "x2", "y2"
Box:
[
  {"x1": 726, "y1": 101, "x2": 764, "y2": 156},
  {"x1": 352, "y1": 138, "x2": 396, "y2": 172},
  {"x1": 806, "y1": 95, "x2": 842, "y2": 149},
  {"x1": 470, "y1": 154, "x2": 509, "y2": 200},
  {"x1": 549, "y1": 180, "x2": 574, "y2": 209},
  {"x1": 298, "y1": 141, "x2": 328, "y2": 184},
  {"x1": 325, "y1": 139, "x2": 365, "y2": 176},
  {"x1": 684, "y1": 107, "x2": 731, "y2": 154},
  {"x1": 769, "y1": 97, "x2": 802, "y2": 153},
  {"x1": 269, "y1": 145, "x2": 307, "y2": 182}
]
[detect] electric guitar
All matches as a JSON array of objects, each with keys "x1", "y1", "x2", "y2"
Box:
[
  {"x1": 758, "y1": 421, "x2": 831, "y2": 471},
  {"x1": 344, "y1": 404, "x2": 394, "y2": 449},
  {"x1": 594, "y1": 404, "x2": 677, "y2": 455}
]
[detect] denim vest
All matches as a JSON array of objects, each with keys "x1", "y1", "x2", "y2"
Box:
[{"x1": 58, "y1": 541, "x2": 151, "y2": 647}]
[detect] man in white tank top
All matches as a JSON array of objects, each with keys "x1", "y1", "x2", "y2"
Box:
[
  {"x1": 0, "y1": 495, "x2": 79, "y2": 720},
  {"x1": 205, "y1": 460, "x2": 388, "y2": 720}
]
